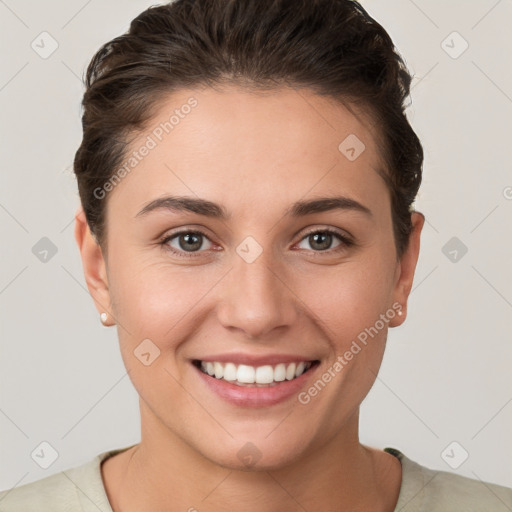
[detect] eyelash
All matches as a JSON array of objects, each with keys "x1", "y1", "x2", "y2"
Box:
[{"x1": 158, "y1": 227, "x2": 354, "y2": 259}]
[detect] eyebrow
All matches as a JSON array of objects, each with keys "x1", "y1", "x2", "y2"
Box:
[{"x1": 135, "y1": 195, "x2": 373, "y2": 220}]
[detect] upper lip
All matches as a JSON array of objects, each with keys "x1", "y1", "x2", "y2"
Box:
[{"x1": 193, "y1": 353, "x2": 319, "y2": 367}]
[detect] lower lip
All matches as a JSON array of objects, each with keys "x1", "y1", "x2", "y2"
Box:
[{"x1": 193, "y1": 362, "x2": 319, "y2": 407}]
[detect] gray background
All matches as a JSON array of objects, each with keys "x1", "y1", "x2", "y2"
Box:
[{"x1": 1, "y1": 0, "x2": 511, "y2": 493}]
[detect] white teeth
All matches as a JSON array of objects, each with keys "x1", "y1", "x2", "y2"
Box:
[
  {"x1": 237, "y1": 364, "x2": 255, "y2": 383},
  {"x1": 295, "y1": 361, "x2": 306, "y2": 378},
  {"x1": 206, "y1": 362, "x2": 215, "y2": 376},
  {"x1": 214, "y1": 362, "x2": 224, "y2": 379},
  {"x1": 198, "y1": 360, "x2": 314, "y2": 385},
  {"x1": 274, "y1": 363, "x2": 286, "y2": 382},
  {"x1": 255, "y1": 365, "x2": 274, "y2": 384},
  {"x1": 285, "y1": 363, "x2": 296, "y2": 380},
  {"x1": 223, "y1": 362, "x2": 237, "y2": 381}
]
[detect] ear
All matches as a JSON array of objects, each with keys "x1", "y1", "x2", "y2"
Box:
[
  {"x1": 389, "y1": 211, "x2": 425, "y2": 327},
  {"x1": 74, "y1": 204, "x2": 114, "y2": 326}
]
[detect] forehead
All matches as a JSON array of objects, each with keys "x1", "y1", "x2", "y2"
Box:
[{"x1": 107, "y1": 85, "x2": 388, "y2": 219}]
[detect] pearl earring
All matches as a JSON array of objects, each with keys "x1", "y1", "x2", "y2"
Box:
[
  {"x1": 397, "y1": 308, "x2": 403, "y2": 316},
  {"x1": 100, "y1": 312, "x2": 108, "y2": 324}
]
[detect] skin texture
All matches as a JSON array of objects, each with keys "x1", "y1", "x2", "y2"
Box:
[{"x1": 74, "y1": 85, "x2": 424, "y2": 511}]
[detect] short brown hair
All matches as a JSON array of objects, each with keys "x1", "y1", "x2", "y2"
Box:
[{"x1": 74, "y1": 0, "x2": 423, "y2": 258}]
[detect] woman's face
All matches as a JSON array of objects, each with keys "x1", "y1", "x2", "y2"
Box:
[{"x1": 77, "y1": 85, "x2": 423, "y2": 470}]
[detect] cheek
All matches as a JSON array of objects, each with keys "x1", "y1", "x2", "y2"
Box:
[
  {"x1": 109, "y1": 262, "x2": 200, "y2": 404},
  {"x1": 109, "y1": 258, "x2": 219, "y2": 344},
  {"x1": 295, "y1": 256, "x2": 397, "y2": 347}
]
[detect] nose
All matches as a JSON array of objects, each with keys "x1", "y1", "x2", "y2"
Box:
[{"x1": 216, "y1": 249, "x2": 299, "y2": 340}]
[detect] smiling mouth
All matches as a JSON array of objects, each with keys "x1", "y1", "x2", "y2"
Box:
[{"x1": 192, "y1": 359, "x2": 320, "y2": 387}]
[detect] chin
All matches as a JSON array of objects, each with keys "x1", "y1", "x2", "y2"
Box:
[{"x1": 198, "y1": 434, "x2": 309, "y2": 472}]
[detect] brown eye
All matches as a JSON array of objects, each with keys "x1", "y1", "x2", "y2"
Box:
[
  {"x1": 296, "y1": 228, "x2": 353, "y2": 253},
  {"x1": 161, "y1": 230, "x2": 213, "y2": 257},
  {"x1": 176, "y1": 233, "x2": 203, "y2": 251}
]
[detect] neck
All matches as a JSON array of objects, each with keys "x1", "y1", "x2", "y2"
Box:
[{"x1": 103, "y1": 404, "x2": 401, "y2": 512}]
